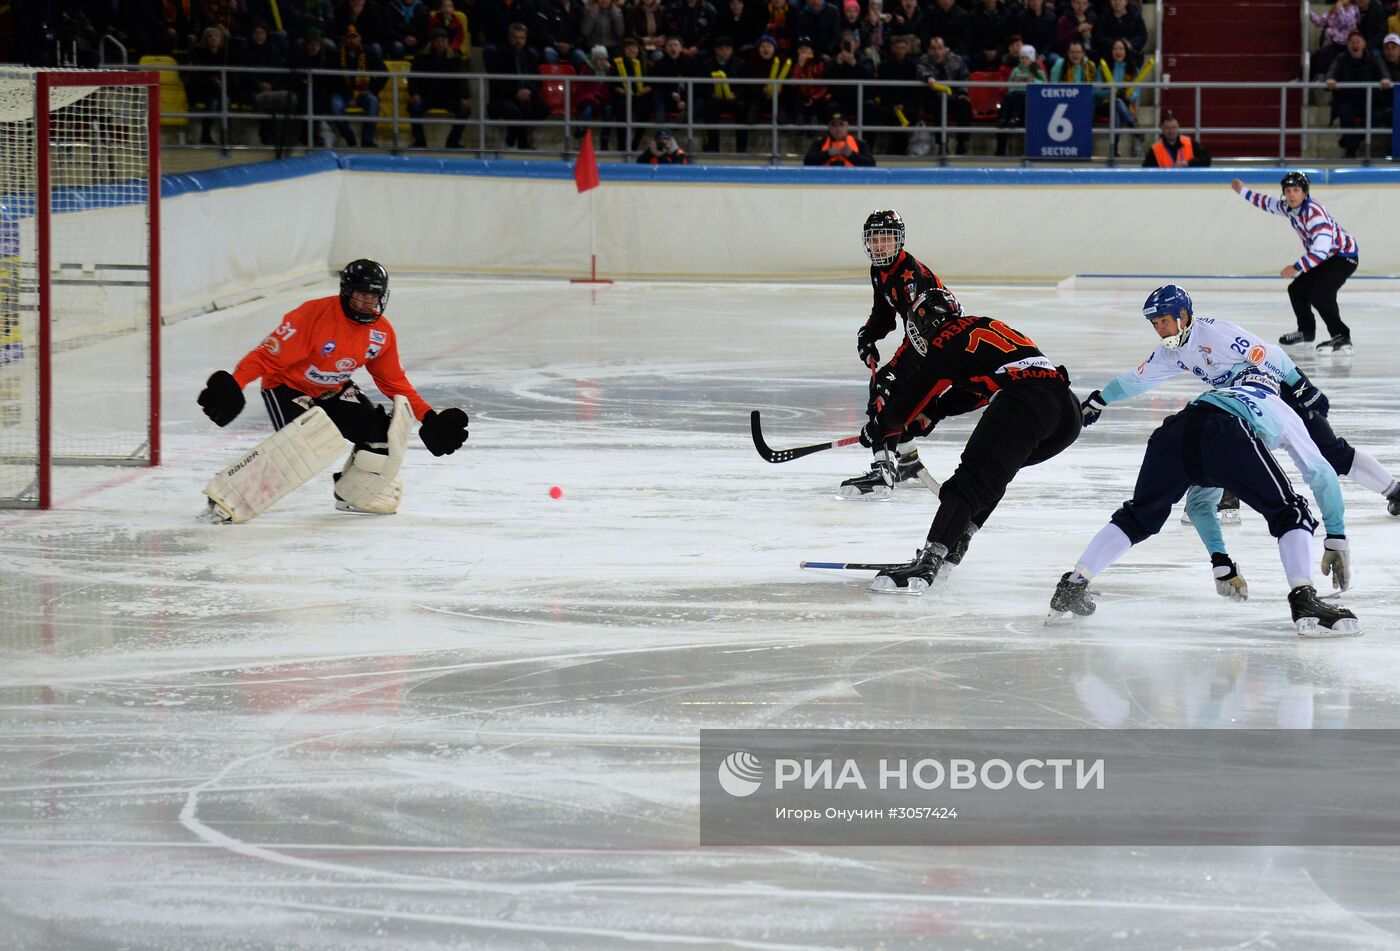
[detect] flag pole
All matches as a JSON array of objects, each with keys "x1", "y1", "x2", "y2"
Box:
[{"x1": 571, "y1": 130, "x2": 612, "y2": 285}]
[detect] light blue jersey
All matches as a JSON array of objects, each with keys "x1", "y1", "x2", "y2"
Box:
[
  {"x1": 1184, "y1": 382, "x2": 1345, "y2": 553},
  {"x1": 1099, "y1": 316, "x2": 1300, "y2": 404}
]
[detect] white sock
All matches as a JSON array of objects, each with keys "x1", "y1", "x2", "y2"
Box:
[
  {"x1": 1073, "y1": 523, "x2": 1133, "y2": 581},
  {"x1": 896, "y1": 439, "x2": 917, "y2": 455},
  {"x1": 1278, "y1": 528, "x2": 1314, "y2": 590},
  {"x1": 1346, "y1": 449, "x2": 1397, "y2": 494}
]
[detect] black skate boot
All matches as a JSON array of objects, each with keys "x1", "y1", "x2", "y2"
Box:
[
  {"x1": 869, "y1": 542, "x2": 947, "y2": 594},
  {"x1": 1315, "y1": 334, "x2": 1353, "y2": 354},
  {"x1": 1278, "y1": 330, "x2": 1313, "y2": 346},
  {"x1": 837, "y1": 450, "x2": 897, "y2": 500},
  {"x1": 895, "y1": 447, "x2": 925, "y2": 483},
  {"x1": 1047, "y1": 571, "x2": 1096, "y2": 620},
  {"x1": 944, "y1": 530, "x2": 973, "y2": 566},
  {"x1": 1386, "y1": 483, "x2": 1400, "y2": 517},
  {"x1": 1217, "y1": 490, "x2": 1241, "y2": 525},
  {"x1": 1288, "y1": 584, "x2": 1362, "y2": 637}
]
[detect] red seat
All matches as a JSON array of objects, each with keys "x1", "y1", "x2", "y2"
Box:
[
  {"x1": 968, "y1": 70, "x2": 1005, "y2": 122},
  {"x1": 538, "y1": 63, "x2": 575, "y2": 118}
]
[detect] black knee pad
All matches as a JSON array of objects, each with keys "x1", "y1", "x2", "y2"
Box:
[
  {"x1": 1324, "y1": 439, "x2": 1357, "y2": 476},
  {"x1": 1265, "y1": 496, "x2": 1317, "y2": 538}
]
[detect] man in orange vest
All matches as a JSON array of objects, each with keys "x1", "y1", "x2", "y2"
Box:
[
  {"x1": 1143, "y1": 111, "x2": 1212, "y2": 167},
  {"x1": 803, "y1": 113, "x2": 877, "y2": 165}
]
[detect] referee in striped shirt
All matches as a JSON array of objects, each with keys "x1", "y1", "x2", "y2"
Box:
[{"x1": 1232, "y1": 172, "x2": 1358, "y2": 353}]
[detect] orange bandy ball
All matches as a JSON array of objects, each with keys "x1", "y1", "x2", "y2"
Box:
[{"x1": 549, "y1": 486, "x2": 563, "y2": 499}]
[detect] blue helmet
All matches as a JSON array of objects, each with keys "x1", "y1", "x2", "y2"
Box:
[
  {"x1": 1142, "y1": 284, "x2": 1194, "y2": 349},
  {"x1": 1142, "y1": 284, "x2": 1193, "y2": 321}
]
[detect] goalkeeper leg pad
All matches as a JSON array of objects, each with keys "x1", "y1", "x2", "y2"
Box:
[
  {"x1": 333, "y1": 396, "x2": 411, "y2": 515},
  {"x1": 203, "y1": 407, "x2": 345, "y2": 523}
]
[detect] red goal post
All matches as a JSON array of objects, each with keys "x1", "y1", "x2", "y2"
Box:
[{"x1": 0, "y1": 68, "x2": 160, "y2": 509}]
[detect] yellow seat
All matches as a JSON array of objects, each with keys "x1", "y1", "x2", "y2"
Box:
[
  {"x1": 139, "y1": 55, "x2": 188, "y2": 129},
  {"x1": 378, "y1": 60, "x2": 413, "y2": 139}
]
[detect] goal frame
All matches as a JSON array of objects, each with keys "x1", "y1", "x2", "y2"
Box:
[{"x1": 32, "y1": 69, "x2": 161, "y2": 509}]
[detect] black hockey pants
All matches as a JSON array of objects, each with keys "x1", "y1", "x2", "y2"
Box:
[
  {"x1": 1287, "y1": 256, "x2": 1355, "y2": 339},
  {"x1": 261, "y1": 383, "x2": 391, "y2": 452},
  {"x1": 925, "y1": 383, "x2": 1081, "y2": 551},
  {"x1": 1110, "y1": 402, "x2": 1317, "y2": 544}
]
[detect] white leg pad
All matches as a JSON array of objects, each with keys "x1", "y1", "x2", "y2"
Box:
[
  {"x1": 204, "y1": 407, "x2": 345, "y2": 523},
  {"x1": 333, "y1": 396, "x2": 411, "y2": 515}
]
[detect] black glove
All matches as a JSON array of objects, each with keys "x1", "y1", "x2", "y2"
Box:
[
  {"x1": 906, "y1": 412, "x2": 939, "y2": 438},
  {"x1": 857, "y1": 327, "x2": 880, "y2": 369},
  {"x1": 197, "y1": 370, "x2": 244, "y2": 427},
  {"x1": 419, "y1": 407, "x2": 469, "y2": 456},
  {"x1": 1080, "y1": 390, "x2": 1107, "y2": 427},
  {"x1": 1288, "y1": 371, "x2": 1329, "y2": 418},
  {"x1": 858, "y1": 421, "x2": 883, "y2": 449}
]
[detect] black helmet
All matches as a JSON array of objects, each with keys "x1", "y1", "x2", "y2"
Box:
[
  {"x1": 906, "y1": 286, "x2": 963, "y2": 357},
  {"x1": 339, "y1": 258, "x2": 389, "y2": 324},
  {"x1": 1280, "y1": 171, "x2": 1310, "y2": 197},
  {"x1": 862, "y1": 209, "x2": 905, "y2": 267}
]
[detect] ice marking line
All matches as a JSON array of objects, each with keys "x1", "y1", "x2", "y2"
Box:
[{"x1": 237, "y1": 897, "x2": 844, "y2": 949}]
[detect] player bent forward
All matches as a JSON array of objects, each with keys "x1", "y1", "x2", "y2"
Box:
[
  {"x1": 1051, "y1": 372, "x2": 1361, "y2": 636},
  {"x1": 196, "y1": 259, "x2": 470, "y2": 522},
  {"x1": 858, "y1": 289, "x2": 1082, "y2": 593}
]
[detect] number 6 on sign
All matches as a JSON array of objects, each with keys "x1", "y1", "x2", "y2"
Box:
[{"x1": 1025, "y1": 84, "x2": 1093, "y2": 159}]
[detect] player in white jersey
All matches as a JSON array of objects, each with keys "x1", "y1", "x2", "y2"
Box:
[
  {"x1": 1232, "y1": 171, "x2": 1358, "y2": 353},
  {"x1": 1079, "y1": 284, "x2": 1400, "y2": 519},
  {"x1": 1050, "y1": 370, "x2": 1361, "y2": 636}
]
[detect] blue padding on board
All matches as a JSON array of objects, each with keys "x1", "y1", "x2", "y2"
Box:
[
  {"x1": 155, "y1": 151, "x2": 1400, "y2": 196},
  {"x1": 161, "y1": 152, "x2": 340, "y2": 197}
]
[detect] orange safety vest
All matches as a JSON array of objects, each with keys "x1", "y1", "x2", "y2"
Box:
[
  {"x1": 1150, "y1": 135, "x2": 1194, "y2": 168},
  {"x1": 819, "y1": 134, "x2": 860, "y2": 166}
]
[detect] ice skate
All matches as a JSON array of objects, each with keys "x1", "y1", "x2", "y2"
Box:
[
  {"x1": 869, "y1": 543, "x2": 946, "y2": 595},
  {"x1": 1046, "y1": 571, "x2": 1095, "y2": 622},
  {"x1": 944, "y1": 531, "x2": 973, "y2": 566},
  {"x1": 1288, "y1": 584, "x2": 1362, "y2": 637},
  {"x1": 196, "y1": 499, "x2": 233, "y2": 524},
  {"x1": 837, "y1": 452, "x2": 896, "y2": 500},
  {"x1": 1386, "y1": 484, "x2": 1400, "y2": 517},
  {"x1": 1217, "y1": 490, "x2": 1241, "y2": 525},
  {"x1": 1315, "y1": 334, "x2": 1353, "y2": 355},
  {"x1": 1278, "y1": 331, "x2": 1313, "y2": 347},
  {"x1": 895, "y1": 447, "x2": 939, "y2": 492},
  {"x1": 1180, "y1": 491, "x2": 1241, "y2": 525}
]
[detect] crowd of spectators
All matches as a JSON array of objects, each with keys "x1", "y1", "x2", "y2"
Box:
[
  {"x1": 12, "y1": 0, "x2": 1400, "y2": 159},
  {"x1": 11, "y1": 0, "x2": 1160, "y2": 154}
]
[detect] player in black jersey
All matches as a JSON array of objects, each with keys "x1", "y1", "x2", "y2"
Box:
[
  {"x1": 859, "y1": 288, "x2": 1082, "y2": 593},
  {"x1": 840, "y1": 210, "x2": 950, "y2": 500}
]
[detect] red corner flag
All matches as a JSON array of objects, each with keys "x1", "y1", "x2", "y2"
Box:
[{"x1": 574, "y1": 130, "x2": 600, "y2": 193}]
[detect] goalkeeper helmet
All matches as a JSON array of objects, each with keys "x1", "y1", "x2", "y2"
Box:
[{"x1": 339, "y1": 259, "x2": 389, "y2": 324}]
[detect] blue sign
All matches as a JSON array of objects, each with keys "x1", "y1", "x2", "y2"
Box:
[{"x1": 1025, "y1": 84, "x2": 1093, "y2": 159}]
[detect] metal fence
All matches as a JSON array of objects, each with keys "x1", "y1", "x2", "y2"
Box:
[{"x1": 143, "y1": 62, "x2": 1395, "y2": 163}]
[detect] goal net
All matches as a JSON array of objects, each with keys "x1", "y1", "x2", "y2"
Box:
[{"x1": 0, "y1": 68, "x2": 160, "y2": 508}]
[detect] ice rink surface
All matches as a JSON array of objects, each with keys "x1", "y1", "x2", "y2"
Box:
[{"x1": 3, "y1": 278, "x2": 1400, "y2": 949}]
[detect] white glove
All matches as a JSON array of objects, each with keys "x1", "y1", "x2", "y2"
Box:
[
  {"x1": 1320, "y1": 535, "x2": 1350, "y2": 591},
  {"x1": 1212, "y1": 555, "x2": 1248, "y2": 601}
]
